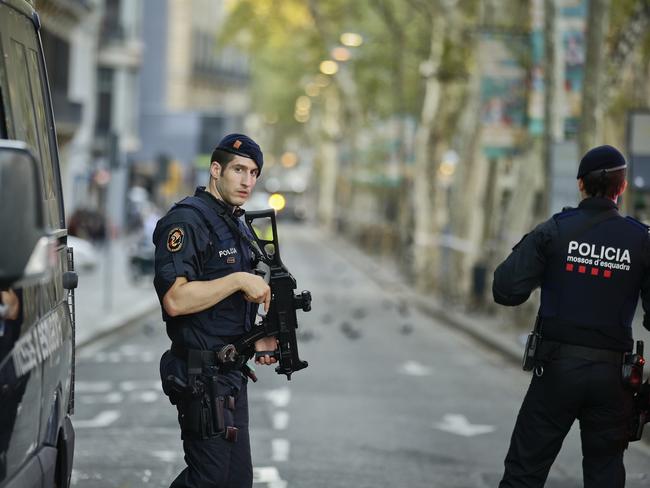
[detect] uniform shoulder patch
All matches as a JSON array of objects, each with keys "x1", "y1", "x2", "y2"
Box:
[{"x1": 167, "y1": 227, "x2": 185, "y2": 252}]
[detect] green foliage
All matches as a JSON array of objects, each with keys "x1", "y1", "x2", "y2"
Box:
[
  {"x1": 219, "y1": 0, "x2": 324, "y2": 129},
  {"x1": 219, "y1": 0, "x2": 462, "y2": 129}
]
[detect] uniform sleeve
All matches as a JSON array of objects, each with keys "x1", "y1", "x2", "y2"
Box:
[
  {"x1": 152, "y1": 209, "x2": 210, "y2": 300},
  {"x1": 639, "y1": 232, "x2": 650, "y2": 331},
  {"x1": 492, "y1": 218, "x2": 557, "y2": 306}
]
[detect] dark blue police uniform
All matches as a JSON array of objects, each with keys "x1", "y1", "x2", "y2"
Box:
[
  {"x1": 493, "y1": 196, "x2": 650, "y2": 487},
  {"x1": 153, "y1": 187, "x2": 258, "y2": 488}
]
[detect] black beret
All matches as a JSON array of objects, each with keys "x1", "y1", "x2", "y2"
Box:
[
  {"x1": 214, "y1": 133, "x2": 264, "y2": 174},
  {"x1": 576, "y1": 144, "x2": 627, "y2": 179}
]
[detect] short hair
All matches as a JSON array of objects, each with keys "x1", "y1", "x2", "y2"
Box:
[
  {"x1": 210, "y1": 148, "x2": 237, "y2": 176},
  {"x1": 581, "y1": 168, "x2": 626, "y2": 199}
]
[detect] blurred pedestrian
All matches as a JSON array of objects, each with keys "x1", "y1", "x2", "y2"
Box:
[
  {"x1": 492, "y1": 145, "x2": 650, "y2": 488},
  {"x1": 153, "y1": 133, "x2": 277, "y2": 488}
]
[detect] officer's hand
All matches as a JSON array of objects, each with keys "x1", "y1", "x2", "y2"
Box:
[
  {"x1": 238, "y1": 273, "x2": 271, "y2": 312},
  {"x1": 254, "y1": 336, "x2": 278, "y2": 365}
]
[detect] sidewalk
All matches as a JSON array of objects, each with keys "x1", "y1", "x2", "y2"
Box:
[{"x1": 73, "y1": 235, "x2": 160, "y2": 349}]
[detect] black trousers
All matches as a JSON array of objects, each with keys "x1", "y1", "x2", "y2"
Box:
[
  {"x1": 499, "y1": 357, "x2": 634, "y2": 488},
  {"x1": 170, "y1": 374, "x2": 252, "y2": 488}
]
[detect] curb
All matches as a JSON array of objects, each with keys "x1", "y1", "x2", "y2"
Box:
[
  {"x1": 76, "y1": 296, "x2": 160, "y2": 351},
  {"x1": 409, "y1": 294, "x2": 522, "y2": 364}
]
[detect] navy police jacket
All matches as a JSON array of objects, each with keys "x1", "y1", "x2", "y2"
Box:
[
  {"x1": 153, "y1": 187, "x2": 258, "y2": 351},
  {"x1": 493, "y1": 197, "x2": 650, "y2": 352}
]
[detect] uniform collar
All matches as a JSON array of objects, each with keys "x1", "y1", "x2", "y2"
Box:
[
  {"x1": 195, "y1": 186, "x2": 245, "y2": 218},
  {"x1": 578, "y1": 197, "x2": 619, "y2": 211}
]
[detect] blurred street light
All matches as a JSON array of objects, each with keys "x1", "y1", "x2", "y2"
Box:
[
  {"x1": 438, "y1": 150, "x2": 459, "y2": 185},
  {"x1": 281, "y1": 152, "x2": 298, "y2": 168},
  {"x1": 315, "y1": 74, "x2": 331, "y2": 87},
  {"x1": 320, "y1": 60, "x2": 339, "y2": 75},
  {"x1": 295, "y1": 93, "x2": 311, "y2": 123},
  {"x1": 340, "y1": 32, "x2": 363, "y2": 47},
  {"x1": 268, "y1": 193, "x2": 286, "y2": 212},
  {"x1": 331, "y1": 46, "x2": 351, "y2": 62},
  {"x1": 305, "y1": 82, "x2": 320, "y2": 97},
  {"x1": 296, "y1": 96, "x2": 311, "y2": 111}
]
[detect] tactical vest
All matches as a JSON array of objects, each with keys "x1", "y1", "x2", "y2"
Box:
[
  {"x1": 539, "y1": 209, "x2": 648, "y2": 351},
  {"x1": 172, "y1": 195, "x2": 257, "y2": 338}
]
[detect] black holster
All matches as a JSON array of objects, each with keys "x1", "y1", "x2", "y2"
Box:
[{"x1": 177, "y1": 350, "x2": 238, "y2": 442}]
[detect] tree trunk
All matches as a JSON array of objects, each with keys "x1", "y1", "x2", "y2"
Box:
[
  {"x1": 317, "y1": 86, "x2": 342, "y2": 230},
  {"x1": 578, "y1": 0, "x2": 611, "y2": 155},
  {"x1": 446, "y1": 65, "x2": 483, "y2": 301},
  {"x1": 541, "y1": 0, "x2": 564, "y2": 217},
  {"x1": 412, "y1": 9, "x2": 447, "y2": 289}
]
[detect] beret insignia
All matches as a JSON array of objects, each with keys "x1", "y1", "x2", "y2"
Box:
[
  {"x1": 167, "y1": 227, "x2": 184, "y2": 252},
  {"x1": 233, "y1": 139, "x2": 242, "y2": 149}
]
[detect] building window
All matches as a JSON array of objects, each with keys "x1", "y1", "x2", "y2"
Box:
[{"x1": 96, "y1": 67, "x2": 113, "y2": 135}]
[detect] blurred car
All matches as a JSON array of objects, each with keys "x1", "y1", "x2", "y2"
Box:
[{"x1": 68, "y1": 235, "x2": 99, "y2": 271}]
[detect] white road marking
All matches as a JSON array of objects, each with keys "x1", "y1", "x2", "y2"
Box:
[
  {"x1": 254, "y1": 467, "x2": 287, "y2": 488},
  {"x1": 272, "y1": 411, "x2": 289, "y2": 430},
  {"x1": 265, "y1": 387, "x2": 291, "y2": 407},
  {"x1": 132, "y1": 390, "x2": 160, "y2": 403},
  {"x1": 74, "y1": 410, "x2": 121, "y2": 428},
  {"x1": 85, "y1": 351, "x2": 156, "y2": 363},
  {"x1": 271, "y1": 438, "x2": 290, "y2": 462},
  {"x1": 119, "y1": 344, "x2": 141, "y2": 355},
  {"x1": 152, "y1": 450, "x2": 180, "y2": 463},
  {"x1": 74, "y1": 381, "x2": 112, "y2": 393},
  {"x1": 142, "y1": 469, "x2": 152, "y2": 483},
  {"x1": 120, "y1": 380, "x2": 162, "y2": 392},
  {"x1": 434, "y1": 414, "x2": 496, "y2": 437},
  {"x1": 398, "y1": 361, "x2": 433, "y2": 376},
  {"x1": 79, "y1": 392, "x2": 124, "y2": 404}
]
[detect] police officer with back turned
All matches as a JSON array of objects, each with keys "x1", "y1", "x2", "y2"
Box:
[
  {"x1": 153, "y1": 133, "x2": 278, "y2": 488},
  {"x1": 493, "y1": 145, "x2": 650, "y2": 488}
]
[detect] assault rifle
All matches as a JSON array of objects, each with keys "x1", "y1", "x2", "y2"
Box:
[{"x1": 217, "y1": 209, "x2": 311, "y2": 380}]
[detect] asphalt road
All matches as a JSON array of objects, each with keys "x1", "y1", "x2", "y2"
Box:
[{"x1": 71, "y1": 224, "x2": 650, "y2": 487}]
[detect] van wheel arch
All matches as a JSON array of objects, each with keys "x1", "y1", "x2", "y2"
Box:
[{"x1": 54, "y1": 417, "x2": 74, "y2": 488}]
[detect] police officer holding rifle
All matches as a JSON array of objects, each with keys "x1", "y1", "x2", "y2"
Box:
[
  {"x1": 493, "y1": 145, "x2": 650, "y2": 488},
  {"x1": 153, "y1": 134, "x2": 285, "y2": 488}
]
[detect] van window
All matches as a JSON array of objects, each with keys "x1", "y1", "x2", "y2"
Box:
[
  {"x1": 26, "y1": 48, "x2": 55, "y2": 199},
  {"x1": 8, "y1": 41, "x2": 40, "y2": 155},
  {"x1": 8, "y1": 39, "x2": 61, "y2": 228}
]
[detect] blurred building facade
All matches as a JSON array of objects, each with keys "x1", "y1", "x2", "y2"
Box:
[
  {"x1": 137, "y1": 0, "x2": 251, "y2": 205},
  {"x1": 94, "y1": 0, "x2": 143, "y2": 233}
]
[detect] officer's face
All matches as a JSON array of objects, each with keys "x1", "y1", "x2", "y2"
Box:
[{"x1": 212, "y1": 155, "x2": 259, "y2": 207}]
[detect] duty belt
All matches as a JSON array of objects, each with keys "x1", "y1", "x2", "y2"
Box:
[
  {"x1": 170, "y1": 344, "x2": 249, "y2": 371},
  {"x1": 171, "y1": 344, "x2": 221, "y2": 367},
  {"x1": 540, "y1": 340, "x2": 625, "y2": 364}
]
